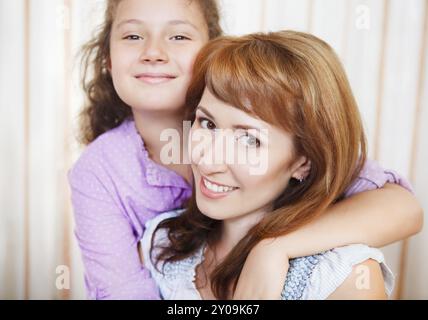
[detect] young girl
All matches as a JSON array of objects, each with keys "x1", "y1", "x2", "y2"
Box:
[
  {"x1": 69, "y1": 0, "x2": 422, "y2": 300},
  {"x1": 142, "y1": 30, "x2": 399, "y2": 299}
]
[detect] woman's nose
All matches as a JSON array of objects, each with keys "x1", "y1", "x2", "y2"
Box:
[{"x1": 192, "y1": 131, "x2": 230, "y2": 175}]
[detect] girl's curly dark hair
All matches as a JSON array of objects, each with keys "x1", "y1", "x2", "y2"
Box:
[{"x1": 78, "y1": 0, "x2": 223, "y2": 144}]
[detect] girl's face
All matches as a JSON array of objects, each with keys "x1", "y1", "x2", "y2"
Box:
[
  {"x1": 109, "y1": 0, "x2": 209, "y2": 114},
  {"x1": 190, "y1": 89, "x2": 309, "y2": 224}
]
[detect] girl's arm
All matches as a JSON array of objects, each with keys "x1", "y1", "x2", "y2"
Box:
[
  {"x1": 233, "y1": 183, "x2": 423, "y2": 299},
  {"x1": 274, "y1": 183, "x2": 422, "y2": 258},
  {"x1": 69, "y1": 158, "x2": 160, "y2": 300}
]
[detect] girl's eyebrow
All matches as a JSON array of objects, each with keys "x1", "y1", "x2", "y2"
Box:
[
  {"x1": 116, "y1": 19, "x2": 143, "y2": 28},
  {"x1": 116, "y1": 19, "x2": 198, "y2": 31},
  {"x1": 168, "y1": 20, "x2": 198, "y2": 31}
]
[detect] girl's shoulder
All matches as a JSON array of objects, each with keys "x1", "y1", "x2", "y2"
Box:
[
  {"x1": 69, "y1": 119, "x2": 141, "y2": 177},
  {"x1": 76, "y1": 119, "x2": 138, "y2": 165},
  {"x1": 282, "y1": 244, "x2": 395, "y2": 300}
]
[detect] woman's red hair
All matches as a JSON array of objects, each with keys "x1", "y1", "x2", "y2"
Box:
[{"x1": 153, "y1": 30, "x2": 367, "y2": 299}]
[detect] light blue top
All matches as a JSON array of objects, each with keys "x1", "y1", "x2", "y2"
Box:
[{"x1": 141, "y1": 210, "x2": 395, "y2": 300}]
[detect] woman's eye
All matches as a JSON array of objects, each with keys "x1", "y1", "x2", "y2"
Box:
[
  {"x1": 198, "y1": 117, "x2": 216, "y2": 130},
  {"x1": 171, "y1": 35, "x2": 190, "y2": 41},
  {"x1": 238, "y1": 133, "x2": 260, "y2": 148},
  {"x1": 124, "y1": 35, "x2": 142, "y2": 40}
]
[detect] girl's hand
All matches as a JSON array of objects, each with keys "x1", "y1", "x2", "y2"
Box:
[{"x1": 233, "y1": 238, "x2": 289, "y2": 300}]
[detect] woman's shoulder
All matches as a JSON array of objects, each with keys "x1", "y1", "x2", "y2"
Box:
[
  {"x1": 143, "y1": 210, "x2": 185, "y2": 244},
  {"x1": 141, "y1": 209, "x2": 202, "y2": 299},
  {"x1": 302, "y1": 244, "x2": 395, "y2": 299}
]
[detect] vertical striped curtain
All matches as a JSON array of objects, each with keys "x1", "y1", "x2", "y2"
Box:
[{"x1": 0, "y1": 0, "x2": 427, "y2": 299}]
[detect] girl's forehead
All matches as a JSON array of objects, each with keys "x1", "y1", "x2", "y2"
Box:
[
  {"x1": 115, "y1": 0, "x2": 204, "y2": 22},
  {"x1": 113, "y1": 0, "x2": 209, "y2": 36}
]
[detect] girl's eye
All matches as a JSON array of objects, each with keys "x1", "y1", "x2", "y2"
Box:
[
  {"x1": 198, "y1": 117, "x2": 216, "y2": 130},
  {"x1": 171, "y1": 35, "x2": 191, "y2": 41},
  {"x1": 238, "y1": 133, "x2": 260, "y2": 148},
  {"x1": 124, "y1": 35, "x2": 142, "y2": 41}
]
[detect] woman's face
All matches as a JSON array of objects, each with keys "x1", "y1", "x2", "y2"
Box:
[
  {"x1": 109, "y1": 0, "x2": 209, "y2": 113},
  {"x1": 190, "y1": 88, "x2": 309, "y2": 223}
]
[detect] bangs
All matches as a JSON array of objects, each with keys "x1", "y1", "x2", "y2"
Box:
[{"x1": 203, "y1": 36, "x2": 301, "y2": 131}]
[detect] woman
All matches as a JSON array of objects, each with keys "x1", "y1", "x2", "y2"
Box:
[{"x1": 141, "y1": 30, "x2": 397, "y2": 299}]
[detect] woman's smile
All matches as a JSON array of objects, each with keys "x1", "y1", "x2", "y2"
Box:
[{"x1": 199, "y1": 176, "x2": 239, "y2": 199}]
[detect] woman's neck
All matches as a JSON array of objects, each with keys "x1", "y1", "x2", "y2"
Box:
[
  {"x1": 216, "y1": 209, "x2": 266, "y2": 258},
  {"x1": 197, "y1": 210, "x2": 266, "y2": 300},
  {"x1": 200, "y1": 210, "x2": 267, "y2": 279}
]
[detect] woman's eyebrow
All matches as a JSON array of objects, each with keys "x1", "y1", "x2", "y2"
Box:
[
  {"x1": 197, "y1": 106, "x2": 264, "y2": 133},
  {"x1": 196, "y1": 105, "x2": 216, "y2": 120},
  {"x1": 232, "y1": 124, "x2": 261, "y2": 131}
]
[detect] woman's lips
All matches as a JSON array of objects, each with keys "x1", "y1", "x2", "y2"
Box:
[
  {"x1": 199, "y1": 177, "x2": 238, "y2": 200},
  {"x1": 135, "y1": 73, "x2": 177, "y2": 84}
]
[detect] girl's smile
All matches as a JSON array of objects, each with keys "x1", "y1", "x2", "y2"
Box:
[{"x1": 135, "y1": 72, "x2": 178, "y2": 85}]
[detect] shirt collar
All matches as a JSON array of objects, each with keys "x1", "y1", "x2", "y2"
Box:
[{"x1": 126, "y1": 119, "x2": 192, "y2": 190}]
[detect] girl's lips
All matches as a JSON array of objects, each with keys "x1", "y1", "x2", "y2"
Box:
[
  {"x1": 135, "y1": 73, "x2": 177, "y2": 84},
  {"x1": 199, "y1": 177, "x2": 237, "y2": 200}
]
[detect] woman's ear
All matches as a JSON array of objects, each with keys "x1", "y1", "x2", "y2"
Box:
[{"x1": 291, "y1": 156, "x2": 311, "y2": 181}]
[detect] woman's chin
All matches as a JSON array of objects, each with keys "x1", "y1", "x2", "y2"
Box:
[{"x1": 195, "y1": 200, "x2": 224, "y2": 221}]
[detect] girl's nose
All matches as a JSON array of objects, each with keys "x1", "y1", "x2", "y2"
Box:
[{"x1": 140, "y1": 38, "x2": 168, "y2": 63}]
